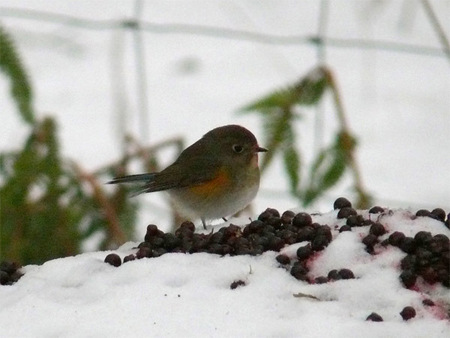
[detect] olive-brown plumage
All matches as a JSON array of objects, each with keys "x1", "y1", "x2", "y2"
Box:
[{"x1": 109, "y1": 125, "x2": 266, "y2": 229}]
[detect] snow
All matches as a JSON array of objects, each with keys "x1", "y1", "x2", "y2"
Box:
[{"x1": 1, "y1": 209, "x2": 449, "y2": 337}]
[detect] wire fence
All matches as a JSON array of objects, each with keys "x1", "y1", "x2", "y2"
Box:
[
  {"x1": 1, "y1": 0, "x2": 449, "y2": 210},
  {"x1": 2, "y1": 4, "x2": 449, "y2": 54}
]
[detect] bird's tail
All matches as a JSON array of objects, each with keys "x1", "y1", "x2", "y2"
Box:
[
  {"x1": 108, "y1": 173, "x2": 156, "y2": 185},
  {"x1": 108, "y1": 173, "x2": 158, "y2": 196}
]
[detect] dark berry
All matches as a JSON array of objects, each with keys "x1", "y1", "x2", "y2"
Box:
[
  {"x1": 223, "y1": 224, "x2": 242, "y2": 239},
  {"x1": 296, "y1": 244, "x2": 313, "y2": 260},
  {"x1": 311, "y1": 235, "x2": 330, "y2": 251},
  {"x1": 427, "y1": 241, "x2": 444, "y2": 255},
  {"x1": 420, "y1": 266, "x2": 439, "y2": 284},
  {"x1": 249, "y1": 245, "x2": 264, "y2": 256},
  {"x1": 261, "y1": 225, "x2": 275, "y2": 235},
  {"x1": 235, "y1": 237, "x2": 249, "y2": 247},
  {"x1": 400, "y1": 255, "x2": 416, "y2": 270},
  {"x1": 399, "y1": 237, "x2": 416, "y2": 254},
  {"x1": 266, "y1": 216, "x2": 282, "y2": 229},
  {"x1": 268, "y1": 236, "x2": 285, "y2": 251},
  {"x1": 226, "y1": 236, "x2": 238, "y2": 248},
  {"x1": 175, "y1": 227, "x2": 194, "y2": 238},
  {"x1": 310, "y1": 222, "x2": 320, "y2": 229},
  {"x1": 230, "y1": 280, "x2": 246, "y2": 289},
  {"x1": 266, "y1": 208, "x2": 280, "y2": 218},
  {"x1": 292, "y1": 212, "x2": 312, "y2": 228},
  {"x1": 123, "y1": 254, "x2": 136, "y2": 263},
  {"x1": 275, "y1": 254, "x2": 291, "y2": 265},
  {"x1": 334, "y1": 197, "x2": 352, "y2": 209},
  {"x1": 0, "y1": 271, "x2": 10, "y2": 285},
  {"x1": 328, "y1": 269, "x2": 341, "y2": 281},
  {"x1": 222, "y1": 245, "x2": 233, "y2": 256},
  {"x1": 422, "y1": 299, "x2": 435, "y2": 306},
  {"x1": 314, "y1": 276, "x2": 328, "y2": 284},
  {"x1": 180, "y1": 221, "x2": 196, "y2": 232},
  {"x1": 138, "y1": 241, "x2": 152, "y2": 249},
  {"x1": 362, "y1": 219, "x2": 375, "y2": 227},
  {"x1": 297, "y1": 226, "x2": 315, "y2": 242},
  {"x1": 416, "y1": 209, "x2": 430, "y2": 217},
  {"x1": 338, "y1": 269, "x2": 355, "y2": 279},
  {"x1": 346, "y1": 215, "x2": 363, "y2": 227},
  {"x1": 388, "y1": 231, "x2": 406, "y2": 247},
  {"x1": 163, "y1": 233, "x2": 181, "y2": 250},
  {"x1": 148, "y1": 236, "x2": 164, "y2": 248},
  {"x1": 136, "y1": 246, "x2": 153, "y2": 259},
  {"x1": 235, "y1": 246, "x2": 252, "y2": 255},
  {"x1": 146, "y1": 224, "x2": 161, "y2": 237},
  {"x1": 436, "y1": 267, "x2": 449, "y2": 284},
  {"x1": 414, "y1": 231, "x2": 432, "y2": 245},
  {"x1": 369, "y1": 206, "x2": 384, "y2": 214},
  {"x1": 432, "y1": 234, "x2": 449, "y2": 249},
  {"x1": 369, "y1": 223, "x2": 386, "y2": 237},
  {"x1": 442, "y1": 251, "x2": 450, "y2": 266},
  {"x1": 430, "y1": 208, "x2": 446, "y2": 222},
  {"x1": 254, "y1": 234, "x2": 270, "y2": 249},
  {"x1": 400, "y1": 270, "x2": 416, "y2": 288},
  {"x1": 246, "y1": 220, "x2": 265, "y2": 234},
  {"x1": 0, "y1": 261, "x2": 19, "y2": 274},
  {"x1": 339, "y1": 225, "x2": 352, "y2": 232},
  {"x1": 380, "y1": 238, "x2": 390, "y2": 247},
  {"x1": 415, "y1": 248, "x2": 432, "y2": 266},
  {"x1": 400, "y1": 306, "x2": 416, "y2": 320},
  {"x1": 281, "y1": 210, "x2": 295, "y2": 225},
  {"x1": 258, "y1": 208, "x2": 280, "y2": 222},
  {"x1": 346, "y1": 215, "x2": 358, "y2": 227},
  {"x1": 366, "y1": 313, "x2": 383, "y2": 322},
  {"x1": 362, "y1": 234, "x2": 378, "y2": 248},
  {"x1": 277, "y1": 230, "x2": 296, "y2": 245},
  {"x1": 155, "y1": 247, "x2": 168, "y2": 257},
  {"x1": 208, "y1": 244, "x2": 223, "y2": 255},
  {"x1": 290, "y1": 262, "x2": 309, "y2": 281},
  {"x1": 337, "y1": 207, "x2": 357, "y2": 219},
  {"x1": 315, "y1": 225, "x2": 332, "y2": 242},
  {"x1": 104, "y1": 253, "x2": 122, "y2": 267}
]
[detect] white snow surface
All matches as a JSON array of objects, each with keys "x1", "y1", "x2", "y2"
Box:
[{"x1": 0, "y1": 209, "x2": 449, "y2": 337}]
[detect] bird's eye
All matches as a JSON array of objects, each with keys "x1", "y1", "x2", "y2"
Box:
[{"x1": 232, "y1": 144, "x2": 244, "y2": 153}]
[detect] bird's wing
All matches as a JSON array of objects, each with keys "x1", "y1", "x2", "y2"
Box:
[
  {"x1": 108, "y1": 138, "x2": 223, "y2": 195},
  {"x1": 141, "y1": 137, "x2": 223, "y2": 192},
  {"x1": 141, "y1": 158, "x2": 222, "y2": 194}
]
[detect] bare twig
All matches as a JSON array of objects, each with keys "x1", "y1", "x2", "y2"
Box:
[
  {"x1": 420, "y1": 0, "x2": 450, "y2": 66},
  {"x1": 324, "y1": 68, "x2": 371, "y2": 208},
  {"x1": 293, "y1": 292, "x2": 320, "y2": 301},
  {"x1": 72, "y1": 162, "x2": 127, "y2": 245}
]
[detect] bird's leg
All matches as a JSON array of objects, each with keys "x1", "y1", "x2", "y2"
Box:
[
  {"x1": 222, "y1": 217, "x2": 228, "y2": 222},
  {"x1": 202, "y1": 218, "x2": 207, "y2": 230}
]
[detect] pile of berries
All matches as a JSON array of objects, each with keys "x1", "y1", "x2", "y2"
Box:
[
  {"x1": 105, "y1": 207, "x2": 336, "y2": 275},
  {"x1": 105, "y1": 197, "x2": 450, "y2": 292},
  {"x1": 0, "y1": 261, "x2": 23, "y2": 286},
  {"x1": 2, "y1": 196, "x2": 448, "y2": 298}
]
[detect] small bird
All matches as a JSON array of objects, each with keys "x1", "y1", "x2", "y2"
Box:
[{"x1": 108, "y1": 125, "x2": 267, "y2": 229}]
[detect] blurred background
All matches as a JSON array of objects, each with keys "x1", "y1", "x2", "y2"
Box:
[{"x1": 1, "y1": 0, "x2": 449, "y2": 265}]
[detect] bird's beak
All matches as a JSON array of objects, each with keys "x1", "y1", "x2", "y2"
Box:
[{"x1": 256, "y1": 146, "x2": 267, "y2": 153}]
